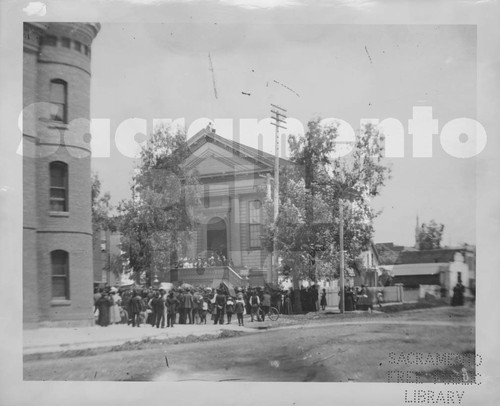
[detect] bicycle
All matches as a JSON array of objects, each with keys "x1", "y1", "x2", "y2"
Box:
[{"x1": 258, "y1": 306, "x2": 280, "y2": 322}]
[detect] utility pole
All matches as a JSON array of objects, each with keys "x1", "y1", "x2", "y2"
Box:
[
  {"x1": 337, "y1": 186, "x2": 361, "y2": 313},
  {"x1": 269, "y1": 104, "x2": 287, "y2": 285},
  {"x1": 339, "y1": 199, "x2": 345, "y2": 313},
  {"x1": 208, "y1": 53, "x2": 218, "y2": 99}
]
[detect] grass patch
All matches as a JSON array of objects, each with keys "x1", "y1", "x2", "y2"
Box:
[{"x1": 379, "y1": 299, "x2": 449, "y2": 313}]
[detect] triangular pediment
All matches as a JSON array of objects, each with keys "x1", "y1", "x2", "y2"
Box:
[
  {"x1": 184, "y1": 141, "x2": 267, "y2": 177},
  {"x1": 183, "y1": 129, "x2": 286, "y2": 177}
]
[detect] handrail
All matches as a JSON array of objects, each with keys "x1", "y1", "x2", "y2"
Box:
[
  {"x1": 170, "y1": 265, "x2": 246, "y2": 288},
  {"x1": 226, "y1": 265, "x2": 243, "y2": 280}
]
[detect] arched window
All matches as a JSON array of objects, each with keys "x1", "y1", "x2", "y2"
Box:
[
  {"x1": 42, "y1": 35, "x2": 57, "y2": 46},
  {"x1": 49, "y1": 79, "x2": 67, "y2": 123},
  {"x1": 61, "y1": 37, "x2": 71, "y2": 48},
  {"x1": 50, "y1": 161, "x2": 68, "y2": 211},
  {"x1": 51, "y1": 250, "x2": 70, "y2": 300},
  {"x1": 249, "y1": 200, "x2": 262, "y2": 249}
]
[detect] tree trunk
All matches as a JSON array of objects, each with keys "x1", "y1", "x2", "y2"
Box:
[
  {"x1": 292, "y1": 269, "x2": 302, "y2": 314},
  {"x1": 293, "y1": 290, "x2": 302, "y2": 314}
]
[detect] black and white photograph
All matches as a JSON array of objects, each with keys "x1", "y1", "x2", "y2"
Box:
[{"x1": 1, "y1": 0, "x2": 499, "y2": 405}]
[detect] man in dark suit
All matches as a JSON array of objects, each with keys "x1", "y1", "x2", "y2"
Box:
[
  {"x1": 129, "y1": 290, "x2": 144, "y2": 327},
  {"x1": 214, "y1": 289, "x2": 227, "y2": 325}
]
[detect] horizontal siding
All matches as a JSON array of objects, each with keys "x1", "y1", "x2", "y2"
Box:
[
  {"x1": 242, "y1": 250, "x2": 261, "y2": 269},
  {"x1": 240, "y1": 199, "x2": 249, "y2": 250}
]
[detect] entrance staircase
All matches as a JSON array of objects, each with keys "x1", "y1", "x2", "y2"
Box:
[{"x1": 169, "y1": 265, "x2": 248, "y2": 291}]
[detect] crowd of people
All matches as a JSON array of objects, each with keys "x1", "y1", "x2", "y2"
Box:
[
  {"x1": 93, "y1": 287, "x2": 124, "y2": 327},
  {"x1": 93, "y1": 280, "x2": 469, "y2": 327},
  {"x1": 176, "y1": 251, "x2": 233, "y2": 269},
  {"x1": 93, "y1": 283, "x2": 402, "y2": 327},
  {"x1": 337, "y1": 285, "x2": 383, "y2": 312},
  {"x1": 93, "y1": 284, "x2": 306, "y2": 328}
]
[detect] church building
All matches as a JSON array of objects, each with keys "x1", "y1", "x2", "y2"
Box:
[{"x1": 168, "y1": 127, "x2": 290, "y2": 287}]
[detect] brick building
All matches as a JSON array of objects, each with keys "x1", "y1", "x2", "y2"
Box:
[
  {"x1": 23, "y1": 23, "x2": 100, "y2": 327},
  {"x1": 92, "y1": 227, "x2": 122, "y2": 288}
]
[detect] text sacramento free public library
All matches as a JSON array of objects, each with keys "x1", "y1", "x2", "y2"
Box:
[{"x1": 20, "y1": 105, "x2": 487, "y2": 159}]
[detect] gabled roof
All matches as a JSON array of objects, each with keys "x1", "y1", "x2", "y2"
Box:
[
  {"x1": 392, "y1": 263, "x2": 447, "y2": 276},
  {"x1": 375, "y1": 242, "x2": 406, "y2": 252},
  {"x1": 374, "y1": 243, "x2": 466, "y2": 266},
  {"x1": 394, "y1": 249, "x2": 461, "y2": 265},
  {"x1": 187, "y1": 128, "x2": 291, "y2": 171},
  {"x1": 368, "y1": 241, "x2": 381, "y2": 264},
  {"x1": 375, "y1": 242, "x2": 406, "y2": 266}
]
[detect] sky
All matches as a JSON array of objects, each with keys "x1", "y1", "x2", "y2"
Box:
[{"x1": 89, "y1": 22, "x2": 478, "y2": 247}]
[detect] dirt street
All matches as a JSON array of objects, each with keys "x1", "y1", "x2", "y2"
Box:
[{"x1": 24, "y1": 306, "x2": 475, "y2": 382}]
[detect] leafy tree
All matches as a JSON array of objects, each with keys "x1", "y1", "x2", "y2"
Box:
[
  {"x1": 91, "y1": 173, "x2": 116, "y2": 232},
  {"x1": 416, "y1": 219, "x2": 444, "y2": 250},
  {"x1": 92, "y1": 173, "x2": 122, "y2": 283},
  {"x1": 117, "y1": 123, "x2": 201, "y2": 285},
  {"x1": 262, "y1": 118, "x2": 390, "y2": 303},
  {"x1": 105, "y1": 253, "x2": 125, "y2": 278}
]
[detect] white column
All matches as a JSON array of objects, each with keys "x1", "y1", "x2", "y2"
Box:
[{"x1": 230, "y1": 195, "x2": 242, "y2": 266}]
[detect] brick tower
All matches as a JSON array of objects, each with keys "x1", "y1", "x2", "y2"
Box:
[{"x1": 23, "y1": 23, "x2": 100, "y2": 327}]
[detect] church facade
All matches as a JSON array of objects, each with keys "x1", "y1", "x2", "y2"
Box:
[{"x1": 173, "y1": 128, "x2": 290, "y2": 285}]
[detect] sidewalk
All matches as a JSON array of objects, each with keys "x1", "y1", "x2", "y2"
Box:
[
  {"x1": 23, "y1": 303, "x2": 409, "y2": 356},
  {"x1": 23, "y1": 319, "x2": 259, "y2": 355},
  {"x1": 23, "y1": 308, "x2": 341, "y2": 356}
]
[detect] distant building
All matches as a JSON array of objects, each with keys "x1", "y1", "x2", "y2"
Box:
[
  {"x1": 462, "y1": 244, "x2": 476, "y2": 294},
  {"x1": 23, "y1": 23, "x2": 100, "y2": 327},
  {"x1": 92, "y1": 227, "x2": 122, "y2": 287},
  {"x1": 375, "y1": 242, "x2": 476, "y2": 297},
  {"x1": 353, "y1": 242, "x2": 381, "y2": 287}
]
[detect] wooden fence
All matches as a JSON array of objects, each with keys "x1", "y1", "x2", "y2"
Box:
[{"x1": 322, "y1": 285, "x2": 405, "y2": 308}]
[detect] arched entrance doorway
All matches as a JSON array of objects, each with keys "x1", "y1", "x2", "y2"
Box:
[{"x1": 207, "y1": 217, "x2": 227, "y2": 259}]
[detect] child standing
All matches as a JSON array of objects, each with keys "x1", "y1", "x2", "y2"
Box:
[
  {"x1": 250, "y1": 290, "x2": 261, "y2": 322},
  {"x1": 200, "y1": 298, "x2": 208, "y2": 324},
  {"x1": 165, "y1": 291, "x2": 179, "y2": 328},
  {"x1": 235, "y1": 296, "x2": 246, "y2": 326},
  {"x1": 226, "y1": 296, "x2": 235, "y2": 324}
]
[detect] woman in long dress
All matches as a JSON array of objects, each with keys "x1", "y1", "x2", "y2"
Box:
[
  {"x1": 96, "y1": 292, "x2": 112, "y2": 327},
  {"x1": 283, "y1": 293, "x2": 293, "y2": 315},
  {"x1": 320, "y1": 288, "x2": 327, "y2": 310},
  {"x1": 109, "y1": 290, "x2": 122, "y2": 324},
  {"x1": 345, "y1": 288, "x2": 355, "y2": 311},
  {"x1": 451, "y1": 283, "x2": 465, "y2": 306}
]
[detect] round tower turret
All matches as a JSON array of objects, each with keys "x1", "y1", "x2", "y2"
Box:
[{"x1": 23, "y1": 23, "x2": 100, "y2": 327}]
